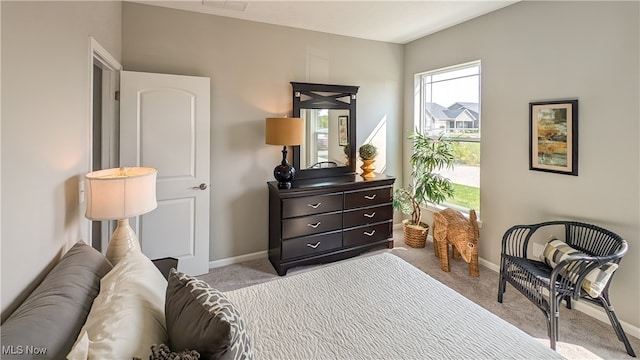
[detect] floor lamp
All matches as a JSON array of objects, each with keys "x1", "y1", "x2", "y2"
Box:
[{"x1": 85, "y1": 167, "x2": 158, "y2": 265}]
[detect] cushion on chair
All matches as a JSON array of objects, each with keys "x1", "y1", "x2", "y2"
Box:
[
  {"x1": 540, "y1": 238, "x2": 574, "y2": 268},
  {"x1": 540, "y1": 239, "x2": 618, "y2": 297}
]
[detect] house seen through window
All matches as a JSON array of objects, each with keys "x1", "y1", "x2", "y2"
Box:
[{"x1": 415, "y1": 61, "x2": 481, "y2": 213}]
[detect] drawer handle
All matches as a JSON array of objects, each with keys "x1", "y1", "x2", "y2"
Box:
[
  {"x1": 364, "y1": 194, "x2": 377, "y2": 200},
  {"x1": 307, "y1": 222, "x2": 321, "y2": 229},
  {"x1": 364, "y1": 230, "x2": 376, "y2": 237},
  {"x1": 363, "y1": 212, "x2": 376, "y2": 218},
  {"x1": 306, "y1": 242, "x2": 321, "y2": 249},
  {"x1": 307, "y1": 202, "x2": 322, "y2": 209}
]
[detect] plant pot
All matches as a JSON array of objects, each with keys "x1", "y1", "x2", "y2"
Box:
[
  {"x1": 360, "y1": 159, "x2": 376, "y2": 179},
  {"x1": 402, "y1": 219, "x2": 429, "y2": 248}
]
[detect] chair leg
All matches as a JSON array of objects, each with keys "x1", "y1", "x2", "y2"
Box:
[
  {"x1": 497, "y1": 269, "x2": 506, "y2": 303},
  {"x1": 599, "y1": 296, "x2": 637, "y2": 357},
  {"x1": 549, "y1": 320, "x2": 557, "y2": 350},
  {"x1": 564, "y1": 295, "x2": 572, "y2": 310},
  {"x1": 543, "y1": 311, "x2": 552, "y2": 339},
  {"x1": 549, "y1": 294, "x2": 563, "y2": 350}
]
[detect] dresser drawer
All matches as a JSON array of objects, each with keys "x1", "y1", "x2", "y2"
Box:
[
  {"x1": 281, "y1": 231, "x2": 342, "y2": 260},
  {"x1": 282, "y1": 193, "x2": 343, "y2": 218},
  {"x1": 343, "y1": 221, "x2": 392, "y2": 247},
  {"x1": 344, "y1": 186, "x2": 392, "y2": 209},
  {"x1": 282, "y1": 212, "x2": 342, "y2": 239},
  {"x1": 343, "y1": 204, "x2": 393, "y2": 228}
]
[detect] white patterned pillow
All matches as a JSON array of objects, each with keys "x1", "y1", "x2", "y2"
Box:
[
  {"x1": 540, "y1": 239, "x2": 618, "y2": 298},
  {"x1": 165, "y1": 269, "x2": 254, "y2": 360}
]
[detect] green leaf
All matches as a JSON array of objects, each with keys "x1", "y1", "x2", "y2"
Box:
[{"x1": 394, "y1": 132, "x2": 456, "y2": 220}]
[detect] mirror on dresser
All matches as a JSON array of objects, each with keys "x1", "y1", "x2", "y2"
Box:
[{"x1": 291, "y1": 82, "x2": 359, "y2": 180}]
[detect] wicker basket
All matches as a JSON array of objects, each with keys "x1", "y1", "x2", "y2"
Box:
[{"x1": 402, "y1": 219, "x2": 429, "y2": 248}]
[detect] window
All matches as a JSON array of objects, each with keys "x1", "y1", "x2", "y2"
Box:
[{"x1": 414, "y1": 61, "x2": 481, "y2": 213}]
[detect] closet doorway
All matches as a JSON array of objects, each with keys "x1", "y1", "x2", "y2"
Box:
[{"x1": 89, "y1": 37, "x2": 121, "y2": 252}]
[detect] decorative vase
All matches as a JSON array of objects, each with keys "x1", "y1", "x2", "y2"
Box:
[{"x1": 360, "y1": 159, "x2": 376, "y2": 178}]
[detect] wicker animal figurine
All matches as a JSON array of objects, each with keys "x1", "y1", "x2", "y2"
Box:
[{"x1": 432, "y1": 208, "x2": 479, "y2": 277}]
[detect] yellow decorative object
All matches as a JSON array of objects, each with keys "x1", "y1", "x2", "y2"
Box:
[{"x1": 360, "y1": 159, "x2": 376, "y2": 179}]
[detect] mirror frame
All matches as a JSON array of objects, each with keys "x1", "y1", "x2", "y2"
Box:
[{"x1": 291, "y1": 82, "x2": 359, "y2": 180}]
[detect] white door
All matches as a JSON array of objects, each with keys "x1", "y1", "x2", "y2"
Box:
[{"x1": 120, "y1": 71, "x2": 210, "y2": 275}]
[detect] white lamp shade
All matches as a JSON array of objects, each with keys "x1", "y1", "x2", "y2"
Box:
[{"x1": 85, "y1": 167, "x2": 158, "y2": 221}]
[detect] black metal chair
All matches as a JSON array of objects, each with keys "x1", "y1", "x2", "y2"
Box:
[{"x1": 497, "y1": 221, "x2": 635, "y2": 357}]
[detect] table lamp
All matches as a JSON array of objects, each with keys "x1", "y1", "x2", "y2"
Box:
[
  {"x1": 85, "y1": 167, "x2": 158, "y2": 265},
  {"x1": 265, "y1": 117, "x2": 304, "y2": 189}
]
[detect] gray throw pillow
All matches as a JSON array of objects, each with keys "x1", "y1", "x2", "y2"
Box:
[
  {"x1": 165, "y1": 269, "x2": 254, "y2": 360},
  {"x1": 0, "y1": 241, "x2": 112, "y2": 359}
]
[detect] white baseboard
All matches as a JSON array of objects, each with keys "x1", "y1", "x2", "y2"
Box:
[
  {"x1": 208, "y1": 250, "x2": 267, "y2": 269},
  {"x1": 209, "y1": 231, "x2": 640, "y2": 340},
  {"x1": 478, "y1": 257, "x2": 500, "y2": 272}
]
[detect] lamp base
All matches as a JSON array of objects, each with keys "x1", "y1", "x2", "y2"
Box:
[
  {"x1": 274, "y1": 145, "x2": 296, "y2": 189},
  {"x1": 105, "y1": 218, "x2": 141, "y2": 265}
]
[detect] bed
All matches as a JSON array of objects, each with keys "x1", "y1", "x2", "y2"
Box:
[{"x1": 225, "y1": 253, "x2": 564, "y2": 359}]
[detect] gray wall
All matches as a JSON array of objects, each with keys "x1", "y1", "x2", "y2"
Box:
[
  {"x1": 121, "y1": 2, "x2": 404, "y2": 262},
  {"x1": 1, "y1": 1, "x2": 122, "y2": 319},
  {"x1": 404, "y1": 1, "x2": 639, "y2": 330}
]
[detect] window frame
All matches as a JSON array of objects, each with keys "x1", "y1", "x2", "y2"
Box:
[{"x1": 413, "y1": 60, "x2": 481, "y2": 215}]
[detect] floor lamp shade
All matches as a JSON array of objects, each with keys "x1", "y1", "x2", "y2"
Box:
[
  {"x1": 85, "y1": 167, "x2": 157, "y2": 264},
  {"x1": 265, "y1": 117, "x2": 304, "y2": 189}
]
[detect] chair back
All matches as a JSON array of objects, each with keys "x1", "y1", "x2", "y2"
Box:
[{"x1": 563, "y1": 222, "x2": 627, "y2": 263}]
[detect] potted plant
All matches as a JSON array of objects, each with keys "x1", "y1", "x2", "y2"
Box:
[
  {"x1": 358, "y1": 143, "x2": 378, "y2": 178},
  {"x1": 393, "y1": 132, "x2": 455, "y2": 248}
]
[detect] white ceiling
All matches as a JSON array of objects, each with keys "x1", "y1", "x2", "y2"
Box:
[{"x1": 129, "y1": 0, "x2": 518, "y2": 44}]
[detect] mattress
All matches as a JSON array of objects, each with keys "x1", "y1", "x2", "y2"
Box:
[{"x1": 225, "y1": 253, "x2": 564, "y2": 359}]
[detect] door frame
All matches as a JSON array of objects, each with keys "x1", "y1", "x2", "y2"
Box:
[{"x1": 87, "y1": 36, "x2": 122, "y2": 249}]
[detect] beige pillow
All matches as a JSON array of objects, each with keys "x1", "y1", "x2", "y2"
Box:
[
  {"x1": 540, "y1": 239, "x2": 618, "y2": 298},
  {"x1": 67, "y1": 249, "x2": 168, "y2": 359}
]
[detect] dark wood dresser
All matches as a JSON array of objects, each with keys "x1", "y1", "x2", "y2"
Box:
[{"x1": 268, "y1": 173, "x2": 395, "y2": 275}]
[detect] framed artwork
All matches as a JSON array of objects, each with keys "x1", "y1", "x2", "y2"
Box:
[
  {"x1": 529, "y1": 99, "x2": 578, "y2": 176},
  {"x1": 338, "y1": 116, "x2": 349, "y2": 146}
]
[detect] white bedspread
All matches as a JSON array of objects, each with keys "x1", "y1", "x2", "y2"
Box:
[{"x1": 225, "y1": 253, "x2": 564, "y2": 359}]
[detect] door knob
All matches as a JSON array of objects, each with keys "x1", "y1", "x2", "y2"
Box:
[{"x1": 192, "y1": 183, "x2": 208, "y2": 190}]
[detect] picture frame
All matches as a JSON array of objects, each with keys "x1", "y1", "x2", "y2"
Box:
[
  {"x1": 529, "y1": 99, "x2": 578, "y2": 176},
  {"x1": 338, "y1": 116, "x2": 349, "y2": 146}
]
